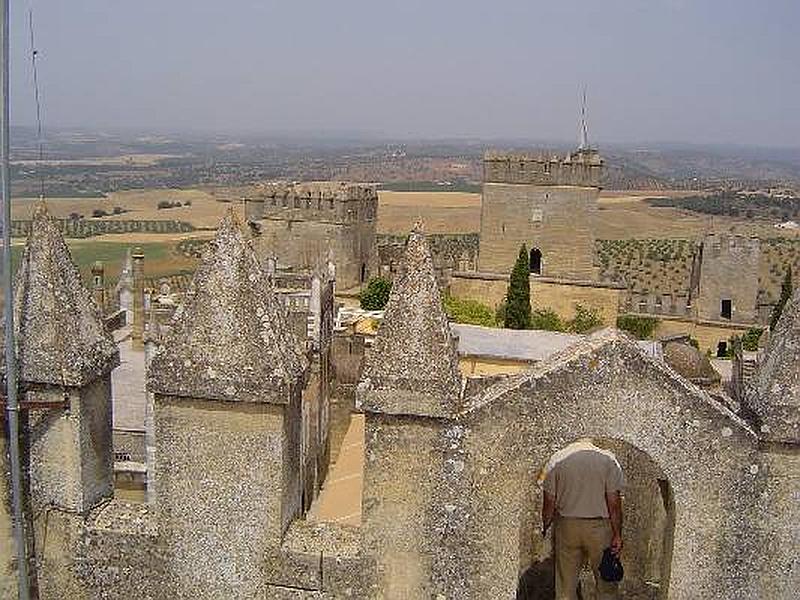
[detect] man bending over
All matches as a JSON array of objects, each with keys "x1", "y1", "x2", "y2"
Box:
[{"x1": 541, "y1": 438, "x2": 624, "y2": 600}]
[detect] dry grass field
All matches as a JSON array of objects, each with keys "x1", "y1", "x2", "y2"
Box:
[
  {"x1": 377, "y1": 191, "x2": 481, "y2": 234},
  {"x1": 377, "y1": 190, "x2": 800, "y2": 240},
  {"x1": 13, "y1": 189, "x2": 244, "y2": 230},
  {"x1": 12, "y1": 154, "x2": 180, "y2": 167}
]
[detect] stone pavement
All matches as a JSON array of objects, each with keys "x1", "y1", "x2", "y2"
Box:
[
  {"x1": 308, "y1": 413, "x2": 364, "y2": 526},
  {"x1": 111, "y1": 326, "x2": 147, "y2": 431}
]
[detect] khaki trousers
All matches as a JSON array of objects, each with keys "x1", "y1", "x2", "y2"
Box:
[{"x1": 554, "y1": 517, "x2": 620, "y2": 600}]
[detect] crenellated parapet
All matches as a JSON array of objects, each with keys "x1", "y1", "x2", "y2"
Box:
[
  {"x1": 484, "y1": 148, "x2": 603, "y2": 188},
  {"x1": 248, "y1": 181, "x2": 378, "y2": 225}
]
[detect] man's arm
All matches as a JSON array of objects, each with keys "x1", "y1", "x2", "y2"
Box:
[
  {"x1": 605, "y1": 490, "x2": 623, "y2": 554},
  {"x1": 541, "y1": 491, "x2": 556, "y2": 535}
]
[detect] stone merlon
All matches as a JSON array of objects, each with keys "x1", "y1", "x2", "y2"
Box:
[
  {"x1": 358, "y1": 224, "x2": 462, "y2": 418},
  {"x1": 1, "y1": 202, "x2": 118, "y2": 387},
  {"x1": 147, "y1": 209, "x2": 307, "y2": 402}
]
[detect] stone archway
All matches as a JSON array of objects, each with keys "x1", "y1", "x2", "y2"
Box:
[
  {"x1": 530, "y1": 248, "x2": 543, "y2": 275},
  {"x1": 515, "y1": 437, "x2": 675, "y2": 600},
  {"x1": 459, "y1": 331, "x2": 758, "y2": 600}
]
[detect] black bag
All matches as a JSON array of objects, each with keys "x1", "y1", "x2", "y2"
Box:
[{"x1": 599, "y1": 547, "x2": 624, "y2": 583}]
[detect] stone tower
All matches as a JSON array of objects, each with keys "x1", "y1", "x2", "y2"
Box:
[
  {"x1": 695, "y1": 233, "x2": 760, "y2": 323},
  {"x1": 478, "y1": 147, "x2": 603, "y2": 280},
  {"x1": 357, "y1": 225, "x2": 463, "y2": 595},
  {"x1": 246, "y1": 182, "x2": 377, "y2": 290},
  {"x1": 0, "y1": 204, "x2": 119, "y2": 516},
  {"x1": 147, "y1": 210, "x2": 310, "y2": 598}
]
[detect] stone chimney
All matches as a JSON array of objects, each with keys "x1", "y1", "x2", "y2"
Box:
[
  {"x1": 1, "y1": 203, "x2": 119, "y2": 513},
  {"x1": 131, "y1": 247, "x2": 145, "y2": 348},
  {"x1": 357, "y1": 223, "x2": 462, "y2": 418},
  {"x1": 147, "y1": 209, "x2": 308, "y2": 598}
]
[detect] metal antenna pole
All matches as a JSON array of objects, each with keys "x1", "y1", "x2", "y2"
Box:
[
  {"x1": 579, "y1": 85, "x2": 589, "y2": 150},
  {"x1": 1, "y1": 0, "x2": 31, "y2": 597}
]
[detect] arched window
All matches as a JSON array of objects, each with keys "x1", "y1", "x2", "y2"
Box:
[{"x1": 529, "y1": 248, "x2": 542, "y2": 275}]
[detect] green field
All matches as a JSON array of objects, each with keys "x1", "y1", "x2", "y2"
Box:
[{"x1": 4, "y1": 240, "x2": 197, "y2": 288}]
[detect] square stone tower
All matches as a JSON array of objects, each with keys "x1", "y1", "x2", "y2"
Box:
[
  {"x1": 247, "y1": 182, "x2": 378, "y2": 290},
  {"x1": 478, "y1": 148, "x2": 603, "y2": 280},
  {"x1": 695, "y1": 233, "x2": 760, "y2": 323}
]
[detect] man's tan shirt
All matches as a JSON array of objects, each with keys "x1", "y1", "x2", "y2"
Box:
[{"x1": 542, "y1": 441, "x2": 625, "y2": 518}]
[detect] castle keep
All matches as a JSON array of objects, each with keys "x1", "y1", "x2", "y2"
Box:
[
  {"x1": 0, "y1": 204, "x2": 797, "y2": 598},
  {"x1": 245, "y1": 181, "x2": 378, "y2": 290},
  {"x1": 478, "y1": 148, "x2": 602, "y2": 280}
]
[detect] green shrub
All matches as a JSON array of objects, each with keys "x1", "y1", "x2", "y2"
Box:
[
  {"x1": 360, "y1": 277, "x2": 392, "y2": 310},
  {"x1": 443, "y1": 295, "x2": 497, "y2": 327},
  {"x1": 530, "y1": 309, "x2": 564, "y2": 332},
  {"x1": 495, "y1": 301, "x2": 506, "y2": 325},
  {"x1": 741, "y1": 327, "x2": 763, "y2": 351},
  {"x1": 157, "y1": 200, "x2": 182, "y2": 210},
  {"x1": 616, "y1": 314, "x2": 660, "y2": 339},
  {"x1": 566, "y1": 304, "x2": 603, "y2": 334}
]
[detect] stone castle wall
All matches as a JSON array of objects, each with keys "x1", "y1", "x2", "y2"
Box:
[
  {"x1": 478, "y1": 183, "x2": 598, "y2": 279},
  {"x1": 376, "y1": 233, "x2": 479, "y2": 283},
  {"x1": 449, "y1": 271, "x2": 624, "y2": 325}
]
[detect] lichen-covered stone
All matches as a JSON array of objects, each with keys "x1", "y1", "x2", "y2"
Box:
[
  {"x1": 359, "y1": 225, "x2": 461, "y2": 417},
  {"x1": 749, "y1": 285, "x2": 800, "y2": 443},
  {"x1": 147, "y1": 209, "x2": 307, "y2": 403},
  {"x1": 0, "y1": 202, "x2": 118, "y2": 386}
]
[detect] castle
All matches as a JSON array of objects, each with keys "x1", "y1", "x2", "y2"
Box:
[
  {"x1": 0, "y1": 202, "x2": 797, "y2": 598},
  {"x1": 231, "y1": 144, "x2": 782, "y2": 356}
]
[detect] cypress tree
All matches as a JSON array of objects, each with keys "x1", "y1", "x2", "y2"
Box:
[
  {"x1": 770, "y1": 267, "x2": 793, "y2": 330},
  {"x1": 504, "y1": 244, "x2": 532, "y2": 329}
]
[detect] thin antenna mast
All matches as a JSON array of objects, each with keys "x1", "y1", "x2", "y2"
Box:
[
  {"x1": 2, "y1": 0, "x2": 32, "y2": 596},
  {"x1": 579, "y1": 86, "x2": 589, "y2": 150},
  {"x1": 28, "y1": 6, "x2": 44, "y2": 199}
]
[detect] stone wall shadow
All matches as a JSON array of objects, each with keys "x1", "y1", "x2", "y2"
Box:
[{"x1": 516, "y1": 557, "x2": 555, "y2": 600}]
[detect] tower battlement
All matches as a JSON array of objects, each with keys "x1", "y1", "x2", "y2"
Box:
[
  {"x1": 247, "y1": 181, "x2": 378, "y2": 225},
  {"x1": 483, "y1": 148, "x2": 603, "y2": 188}
]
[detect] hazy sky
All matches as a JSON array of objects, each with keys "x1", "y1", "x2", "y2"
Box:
[{"x1": 8, "y1": 1, "x2": 800, "y2": 146}]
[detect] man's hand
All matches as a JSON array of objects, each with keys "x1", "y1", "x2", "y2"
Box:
[
  {"x1": 605, "y1": 490, "x2": 623, "y2": 555},
  {"x1": 541, "y1": 491, "x2": 556, "y2": 538}
]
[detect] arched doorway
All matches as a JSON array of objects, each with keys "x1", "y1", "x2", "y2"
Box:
[
  {"x1": 517, "y1": 437, "x2": 675, "y2": 600},
  {"x1": 530, "y1": 248, "x2": 542, "y2": 275}
]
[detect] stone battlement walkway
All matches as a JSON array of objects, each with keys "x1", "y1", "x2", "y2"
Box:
[{"x1": 308, "y1": 414, "x2": 364, "y2": 526}]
